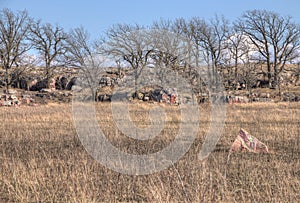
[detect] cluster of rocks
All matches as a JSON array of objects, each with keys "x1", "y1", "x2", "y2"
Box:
[
  {"x1": 1, "y1": 65, "x2": 300, "y2": 106},
  {"x1": 134, "y1": 87, "x2": 179, "y2": 104},
  {"x1": 0, "y1": 87, "x2": 74, "y2": 107},
  {"x1": 222, "y1": 91, "x2": 299, "y2": 103},
  {"x1": 96, "y1": 67, "x2": 197, "y2": 104},
  {"x1": 95, "y1": 69, "x2": 126, "y2": 102},
  {"x1": 0, "y1": 89, "x2": 36, "y2": 107},
  {"x1": 0, "y1": 66, "x2": 78, "y2": 92},
  {"x1": 21, "y1": 76, "x2": 77, "y2": 92},
  {"x1": 96, "y1": 85, "x2": 181, "y2": 104},
  {"x1": 99, "y1": 69, "x2": 125, "y2": 88},
  {"x1": 0, "y1": 66, "x2": 79, "y2": 107},
  {"x1": 231, "y1": 91, "x2": 300, "y2": 103},
  {"x1": 225, "y1": 92, "x2": 273, "y2": 103},
  {"x1": 0, "y1": 94, "x2": 20, "y2": 106},
  {"x1": 35, "y1": 90, "x2": 73, "y2": 103},
  {"x1": 281, "y1": 92, "x2": 300, "y2": 102},
  {"x1": 195, "y1": 91, "x2": 275, "y2": 104}
]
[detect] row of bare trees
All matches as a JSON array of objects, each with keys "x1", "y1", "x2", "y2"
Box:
[
  {"x1": 0, "y1": 9, "x2": 96, "y2": 90},
  {"x1": 1, "y1": 8, "x2": 300, "y2": 91},
  {"x1": 102, "y1": 10, "x2": 300, "y2": 93}
]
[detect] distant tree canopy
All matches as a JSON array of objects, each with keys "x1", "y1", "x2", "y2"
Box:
[
  {"x1": 235, "y1": 9, "x2": 300, "y2": 88},
  {"x1": 28, "y1": 20, "x2": 68, "y2": 87},
  {"x1": 0, "y1": 8, "x2": 300, "y2": 90},
  {"x1": 0, "y1": 9, "x2": 31, "y2": 90}
]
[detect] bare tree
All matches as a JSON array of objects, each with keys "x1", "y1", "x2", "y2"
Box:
[
  {"x1": 172, "y1": 17, "x2": 200, "y2": 67},
  {"x1": 152, "y1": 18, "x2": 174, "y2": 31},
  {"x1": 11, "y1": 53, "x2": 40, "y2": 89},
  {"x1": 226, "y1": 30, "x2": 251, "y2": 78},
  {"x1": 28, "y1": 21, "x2": 67, "y2": 88},
  {"x1": 101, "y1": 24, "x2": 153, "y2": 92},
  {"x1": 152, "y1": 18, "x2": 189, "y2": 68},
  {"x1": 236, "y1": 9, "x2": 300, "y2": 89},
  {"x1": 239, "y1": 48, "x2": 260, "y2": 98},
  {"x1": 149, "y1": 28, "x2": 188, "y2": 86},
  {"x1": 288, "y1": 62, "x2": 300, "y2": 86},
  {"x1": 194, "y1": 16, "x2": 230, "y2": 90},
  {"x1": 65, "y1": 26, "x2": 104, "y2": 98},
  {"x1": 0, "y1": 9, "x2": 31, "y2": 90},
  {"x1": 65, "y1": 26, "x2": 96, "y2": 68},
  {"x1": 188, "y1": 17, "x2": 207, "y2": 67},
  {"x1": 154, "y1": 17, "x2": 229, "y2": 95}
]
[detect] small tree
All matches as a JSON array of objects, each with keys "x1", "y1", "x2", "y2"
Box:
[
  {"x1": 0, "y1": 9, "x2": 31, "y2": 90},
  {"x1": 195, "y1": 16, "x2": 230, "y2": 90},
  {"x1": 101, "y1": 24, "x2": 153, "y2": 94},
  {"x1": 226, "y1": 31, "x2": 251, "y2": 78},
  {"x1": 65, "y1": 26, "x2": 103, "y2": 98},
  {"x1": 28, "y1": 21, "x2": 67, "y2": 88},
  {"x1": 65, "y1": 26, "x2": 96, "y2": 69},
  {"x1": 236, "y1": 9, "x2": 300, "y2": 89}
]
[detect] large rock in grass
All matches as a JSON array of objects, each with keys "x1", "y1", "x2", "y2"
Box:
[{"x1": 230, "y1": 128, "x2": 269, "y2": 153}]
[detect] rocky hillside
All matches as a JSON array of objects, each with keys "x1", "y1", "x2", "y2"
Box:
[{"x1": 0, "y1": 65, "x2": 300, "y2": 107}]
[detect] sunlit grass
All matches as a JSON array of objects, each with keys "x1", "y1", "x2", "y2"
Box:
[{"x1": 0, "y1": 102, "x2": 299, "y2": 202}]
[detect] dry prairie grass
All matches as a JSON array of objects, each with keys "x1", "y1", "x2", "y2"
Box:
[{"x1": 0, "y1": 102, "x2": 299, "y2": 202}]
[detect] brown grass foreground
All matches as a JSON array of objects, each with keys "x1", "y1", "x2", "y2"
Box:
[{"x1": 0, "y1": 102, "x2": 299, "y2": 202}]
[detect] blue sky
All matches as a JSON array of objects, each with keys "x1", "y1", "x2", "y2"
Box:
[{"x1": 1, "y1": 0, "x2": 300, "y2": 40}]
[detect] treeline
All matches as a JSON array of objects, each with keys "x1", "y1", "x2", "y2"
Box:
[{"x1": 1, "y1": 8, "x2": 300, "y2": 92}]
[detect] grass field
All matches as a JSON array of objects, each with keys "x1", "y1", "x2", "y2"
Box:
[{"x1": 0, "y1": 102, "x2": 299, "y2": 202}]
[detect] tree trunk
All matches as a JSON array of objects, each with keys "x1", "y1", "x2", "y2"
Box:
[
  {"x1": 46, "y1": 63, "x2": 51, "y2": 89},
  {"x1": 5, "y1": 65, "x2": 9, "y2": 91},
  {"x1": 134, "y1": 67, "x2": 138, "y2": 98},
  {"x1": 234, "y1": 51, "x2": 238, "y2": 78},
  {"x1": 267, "y1": 62, "x2": 272, "y2": 88}
]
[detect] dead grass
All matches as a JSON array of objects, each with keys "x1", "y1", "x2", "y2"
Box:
[{"x1": 0, "y1": 102, "x2": 299, "y2": 202}]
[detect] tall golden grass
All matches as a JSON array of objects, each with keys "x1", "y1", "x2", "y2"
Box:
[{"x1": 0, "y1": 102, "x2": 299, "y2": 202}]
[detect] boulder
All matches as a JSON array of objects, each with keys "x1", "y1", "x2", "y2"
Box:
[
  {"x1": 49, "y1": 78, "x2": 56, "y2": 91},
  {"x1": 0, "y1": 79, "x2": 5, "y2": 87},
  {"x1": 7, "y1": 89, "x2": 18, "y2": 94},
  {"x1": 230, "y1": 128, "x2": 269, "y2": 153},
  {"x1": 259, "y1": 92, "x2": 270, "y2": 98},
  {"x1": 3, "y1": 100, "x2": 12, "y2": 106},
  {"x1": 143, "y1": 96, "x2": 150, "y2": 101},
  {"x1": 30, "y1": 79, "x2": 47, "y2": 91},
  {"x1": 60, "y1": 77, "x2": 68, "y2": 90},
  {"x1": 66, "y1": 77, "x2": 77, "y2": 90},
  {"x1": 40, "y1": 88, "x2": 53, "y2": 93},
  {"x1": 137, "y1": 92, "x2": 144, "y2": 100}
]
